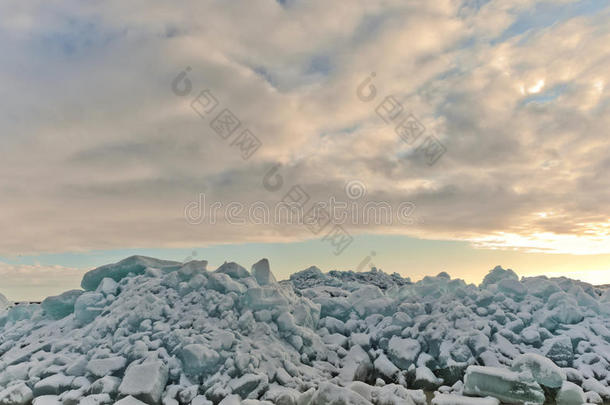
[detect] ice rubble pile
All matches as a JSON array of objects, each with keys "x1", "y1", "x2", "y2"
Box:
[
  {"x1": 0, "y1": 293, "x2": 9, "y2": 312},
  {"x1": 1, "y1": 258, "x2": 610, "y2": 405}
]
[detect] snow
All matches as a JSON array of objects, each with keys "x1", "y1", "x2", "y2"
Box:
[
  {"x1": 387, "y1": 337, "x2": 420, "y2": 369},
  {"x1": 0, "y1": 382, "x2": 33, "y2": 405},
  {"x1": 556, "y1": 381, "x2": 585, "y2": 405},
  {"x1": 74, "y1": 292, "x2": 105, "y2": 325},
  {"x1": 373, "y1": 353, "x2": 400, "y2": 382},
  {"x1": 118, "y1": 361, "x2": 168, "y2": 404},
  {"x1": 543, "y1": 335, "x2": 574, "y2": 367},
  {"x1": 207, "y1": 273, "x2": 247, "y2": 294},
  {"x1": 585, "y1": 390, "x2": 603, "y2": 404},
  {"x1": 481, "y1": 265, "x2": 518, "y2": 287},
  {"x1": 78, "y1": 393, "x2": 112, "y2": 405},
  {"x1": 582, "y1": 378, "x2": 610, "y2": 400},
  {"x1": 33, "y1": 374, "x2": 74, "y2": 396},
  {"x1": 114, "y1": 396, "x2": 148, "y2": 405},
  {"x1": 2, "y1": 257, "x2": 610, "y2": 404},
  {"x1": 309, "y1": 382, "x2": 372, "y2": 405},
  {"x1": 88, "y1": 375, "x2": 121, "y2": 395},
  {"x1": 180, "y1": 344, "x2": 221, "y2": 376},
  {"x1": 96, "y1": 278, "x2": 119, "y2": 296},
  {"x1": 431, "y1": 393, "x2": 499, "y2": 405},
  {"x1": 31, "y1": 395, "x2": 61, "y2": 405},
  {"x1": 413, "y1": 366, "x2": 443, "y2": 390},
  {"x1": 86, "y1": 356, "x2": 127, "y2": 378},
  {"x1": 227, "y1": 373, "x2": 268, "y2": 399},
  {"x1": 511, "y1": 352, "x2": 566, "y2": 388},
  {"x1": 338, "y1": 345, "x2": 372, "y2": 384}
]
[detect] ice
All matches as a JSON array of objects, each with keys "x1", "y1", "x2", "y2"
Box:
[
  {"x1": 96, "y1": 278, "x2": 119, "y2": 296},
  {"x1": 387, "y1": 337, "x2": 420, "y2": 369},
  {"x1": 242, "y1": 286, "x2": 290, "y2": 311},
  {"x1": 89, "y1": 376, "x2": 121, "y2": 395},
  {"x1": 347, "y1": 381, "x2": 374, "y2": 402},
  {"x1": 81, "y1": 256, "x2": 181, "y2": 290},
  {"x1": 41, "y1": 290, "x2": 83, "y2": 320},
  {"x1": 86, "y1": 356, "x2": 127, "y2": 378},
  {"x1": 523, "y1": 276, "x2": 561, "y2": 299},
  {"x1": 521, "y1": 326, "x2": 541, "y2": 346},
  {"x1": 511, "y1": 353, "x2": 566, "y2": 388},
  {"x1": 74, "y1": 292, "x2": 105, "y2": 325},
  {"x1": 544, "y1": 292, "x2": 585, "y2": 326},
  {"x1": 180, "y1": 344, "x2": 221, "y2": 376},
  {"x1": 3, "y1": 257, "x2": 610, "y2": 404},
  {"x1": 217, "y1": 396, "x2": 241, "y2": 405},
  {"x1": 556, "y1": 381, "x2": 585, "y2": 405},
  {"x1": 497, "y1": 279, "x2": 526, "y2": 301},
  {"x1": 215, "y1": 261, "x2": 250, "y2": 279},
  {"x1": 251, "y1": 259, "x2": 276, "y2": 286},
  {"x1": 373, "y1": 353, "x2": 400, "y2": 382},
  {"x1": 463, "y1": 366, "x2": 545, "y2": 404},
  {"x1": 33, "y1": 375, "x2": 74, "y2": 396},
  {"x1": 412, "y1": 366, "x2": 443, "y2": 390},
  {"x1": 585, "y1": 390, "x2": 603, "y2": 404},
  {"x1": 288, "y1": 266, "x2": 327, "y2": 289},
  {"x1": 323, "y1": 316, "x2": 346, "y2": 334},
  {"x1": 207, "y1": 273, "x2": 247, "y2": 294},
  {"x1": 276, "y1": 311, "x2": 298, "y2": 334},
  {"x1": 191, "y1": 395, "x2": 213, "y2": 405},
  {"x1": 481, "y1": 266, "x2": 518, "y2": 287},
  {"x1": 0, "y1": 382, "x2": 33, "y2": 405},
  {"x1": 543, "y1": 335, "x2": 574, "y2": 368},
  {"x1": 118, "y1": 361, "x2": 168, "y2": 404},
  {"x1": 114, "y1": 396, "x2": 148, "y2": 405},
  {"x1": 309, "y1": 382, "x2": 372, "y2": 405},
  {"x1": 177, "y1": 385, "x2": 198, "y2": 403},
  {"x1": 0, "y1": 364, "x2": 29, "y2": 386},
  {"x1": 227, "y1": 373, "x2": 268, "y2": 398},
  {"x1": 78, "y1": 393, "x2": 112, "y2": 405},
  {"x1": 4, "y1": 303, "x2": 40, "y2": 324},
  {"x1": 338, "y1": 345, "x2": 373, "y2": 384},
  {"x1": 0, "y1": 292, "x2": 10, "y2": 313},
  {"x1": 582, "y1": 378, "x2": 610, "y2": 401},
  {"x1": 370, "y1": 384, "x2": 418, "y2": 405},
  {"x1": 431, "y1": 393, "x2": 499, "y2": 405},
  {"x1": 31, "y1": 396, "x2": 61, "y2": 405}
]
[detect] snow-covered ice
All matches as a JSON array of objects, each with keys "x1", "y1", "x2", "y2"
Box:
[
  {"x1": 463, "y1": 366, "x2": 545, "y2": 404},
  {"x1": 431, "y1": 393, "x2": 499, "y2": 405},
  {"x1": 556, "y1": 381, "x2": 586, "y2": 405},
  {"x1": 0, "y1": 293, "x2": 10, "y2": 313},
  {"x1": 1, "y1": 256, "x2": 610, "y2": 404}
]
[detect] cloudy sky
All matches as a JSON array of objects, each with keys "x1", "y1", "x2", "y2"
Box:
[{"x1": 1, "y1": 0, "x2": 610, "y2": 300}]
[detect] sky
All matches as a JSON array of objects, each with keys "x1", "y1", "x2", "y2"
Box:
[{"x1": 1, "y1": 0, "x2": 610, "y2": 301}]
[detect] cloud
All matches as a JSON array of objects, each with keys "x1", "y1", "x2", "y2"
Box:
[
  {"x1": 0, "y1": 262, "x2": 86, "y2": 301},
  {"x1": 0, "y1": 0, "x2": 609, "y2": 255}
]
